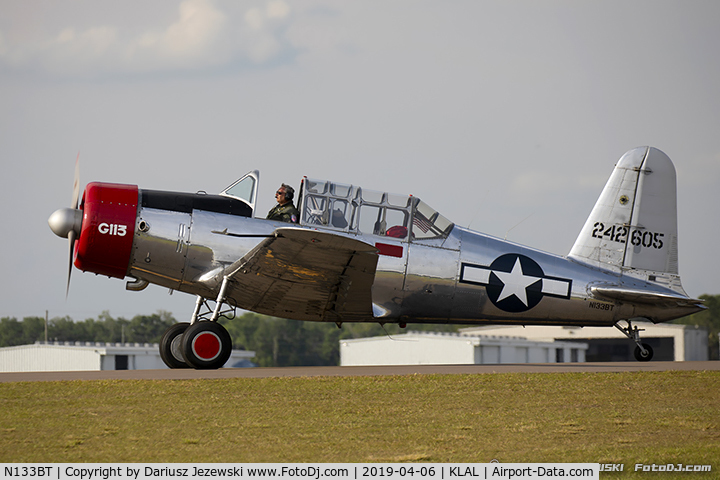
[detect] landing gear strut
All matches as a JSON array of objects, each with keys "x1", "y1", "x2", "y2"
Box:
[{"x1": 614, "y1": 320, "x2": 654, "y2": 362}]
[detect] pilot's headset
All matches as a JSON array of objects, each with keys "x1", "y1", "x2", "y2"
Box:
[{"x1": 281, "y1": 184, "x2": 295, "y2": 201}]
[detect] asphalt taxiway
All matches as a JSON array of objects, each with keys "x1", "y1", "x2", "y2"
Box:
[{"x1": 1, "y1": 361, "x2": 718, "y2": 383}]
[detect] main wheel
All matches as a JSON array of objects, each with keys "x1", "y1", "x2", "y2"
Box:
[
  {"x1": 634, "y1": 343, "x2": 654, "y2": 362},
  {"x1": 180, "y1": 321, "x2": 232, "y2": 369},
  {"x1": 160, "y1": 322, "x2": 191, "y2": 369}
]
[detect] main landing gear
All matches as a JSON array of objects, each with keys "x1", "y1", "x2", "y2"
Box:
[
  {"x1": 160, "y1": 320, "x2": 233, "y2": 369},
  {"x1": 614, "y1": 319, "x2": 654, "y2": 362},
  {"x1": 160, "y1": 287, "x2": 235, "y2": 369}
]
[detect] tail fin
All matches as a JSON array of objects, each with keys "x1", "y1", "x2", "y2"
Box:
[{"x1": 569, "y1": 147, "x2": 686, "y2": 294}]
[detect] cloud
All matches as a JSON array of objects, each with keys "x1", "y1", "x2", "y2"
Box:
[
  {"x1": 0, "y1": 0, "x2": 294, "y2": 78},
  {"x1": 129, "y1": 0, "x2": 227, "y2": 63},
  {"x1": 240, "y1": 0, "x2": 293, "y2": 63},
  {"x1": 245, "y1": 0, "x2": 291, "y2": 28},
  {"x1": 45, "y1": 26, "x2": 120, "y2": 72}
]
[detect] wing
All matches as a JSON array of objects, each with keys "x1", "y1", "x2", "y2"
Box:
[{"x1": 217, "y1": 227, "x2": 379, "y2": 322}]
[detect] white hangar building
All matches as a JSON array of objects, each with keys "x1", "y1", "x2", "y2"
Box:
[
  {"x1": 340, "y1": 331, "x2": 588, "y2": 366},
  {"x1": 0, "y1": 342, "x2": 255, "y2": 372},
  {"x1": 459, "y1": 323, "x2": 708, "y2": 362}
]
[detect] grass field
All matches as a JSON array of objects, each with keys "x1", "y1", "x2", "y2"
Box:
[{"x1": 0, "y1": 371, "x2": 718, "y2": 477}]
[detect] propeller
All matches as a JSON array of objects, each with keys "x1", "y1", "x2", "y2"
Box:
[{"x1": 48, "y1": 153, "x2": 82, "y2": 297}]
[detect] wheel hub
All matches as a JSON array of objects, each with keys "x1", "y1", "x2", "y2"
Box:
[
  {"x1": 170, "y1": 335, "x2": 185, "y2": 362},
  {"x1": 192, "y1": 331, "x2": 222, "y2": 361}
]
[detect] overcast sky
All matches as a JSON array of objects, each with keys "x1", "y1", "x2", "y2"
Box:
[{"x1": 1, "y1": 0, "x2": 718, "y2": 323}]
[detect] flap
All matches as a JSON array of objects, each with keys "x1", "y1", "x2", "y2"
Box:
[{"x1": 215, "y1": 227, "x2": 379, "y2": 322}]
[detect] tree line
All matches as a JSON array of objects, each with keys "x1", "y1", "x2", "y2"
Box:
[
  {"x1": 1, "y1": 293, "x2": 717, "y2": 365},
  {"x1": 0, "y1": 311, "x2": 177, "y2": 348}
]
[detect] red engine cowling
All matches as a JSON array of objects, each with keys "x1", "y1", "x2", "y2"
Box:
[{"x1": 74, "y1": 182, "x2": 139, "y2": 279}]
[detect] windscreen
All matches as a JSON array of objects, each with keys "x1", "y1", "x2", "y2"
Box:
[{"x1": 412, "y1": 200, "x2": 454, "y2": 240}]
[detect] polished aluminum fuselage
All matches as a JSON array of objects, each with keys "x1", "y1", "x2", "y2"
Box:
[{"x1": 129, "y1": 205, "x2": 690, "y2": 327}]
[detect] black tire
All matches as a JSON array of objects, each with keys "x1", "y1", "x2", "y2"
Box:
[
  {"x1": 160, "y1": 322, "x2": 191, "y2": 369},
  {"x1": 180, "y1": 321, "x2": 232, "y2": 370},
  {"x1": 634, "y1": 343, "x2": 654, "y2": 362}
]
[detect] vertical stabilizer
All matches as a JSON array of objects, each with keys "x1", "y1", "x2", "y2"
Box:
[{"x1": 569, "y1": 147, "x2": 685, "y2": 293}]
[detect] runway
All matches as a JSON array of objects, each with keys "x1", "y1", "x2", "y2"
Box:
[{"x1": 1, "y1": 361, "x2": 718, "y2": 383}]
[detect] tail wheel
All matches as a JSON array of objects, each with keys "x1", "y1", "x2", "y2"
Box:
[
  {"x1": 181, "y1": 321, "x2": 232, "y2": 369},
  {"x1": 634, "y1": 343, "x2": 654, "y2": 362},
  {"x1": 160, "y1": 322, "x2": 191, "y2": 369}
]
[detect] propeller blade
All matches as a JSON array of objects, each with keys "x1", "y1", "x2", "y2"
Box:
[
  {"x1": 71, "y1": 152, "x2": 80, "y2": 209},
  {"x1": 66, "y1": 229, "x2": 76, "y2": 298},
  {"x1": 67, "y1": 153, "x2": 80, "y2": 298}
]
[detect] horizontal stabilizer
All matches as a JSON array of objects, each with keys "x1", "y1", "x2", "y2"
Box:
[{"x1": 591, "y1": 285, "x2": 705, "y2": 308}]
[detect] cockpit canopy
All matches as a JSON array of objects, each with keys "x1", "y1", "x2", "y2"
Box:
[
  {"x1": 219, "y1": 171, "x2": 453, "y2": 240},
  {"x1": 300, "y1": 177, "x2": 454, "y2": 241}
]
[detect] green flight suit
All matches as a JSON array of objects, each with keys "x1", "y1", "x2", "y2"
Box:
[{"x1": 266, "y1": 202, "x2": 300, "y2": 223}]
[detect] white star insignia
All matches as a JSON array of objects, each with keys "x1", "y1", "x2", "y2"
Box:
[
  {"x1": 459, "y1": 255, "x2": 573, "y2": 313},
  {"x1": 492, "y1": 257, "x2": 541, "y2": 306}
]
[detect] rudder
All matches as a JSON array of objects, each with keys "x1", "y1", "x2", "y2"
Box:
[{"x1": 569, "y1": 147, "x2": 685, "y2": 293}]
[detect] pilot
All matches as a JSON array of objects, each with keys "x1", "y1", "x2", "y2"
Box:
[{"x1": 266, "y1": 184, "x2": 300, "y2": 223}]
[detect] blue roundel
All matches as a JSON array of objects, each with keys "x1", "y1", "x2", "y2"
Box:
[{"x1": 485, "y1": 254, "x2": 545, "y2": 312}]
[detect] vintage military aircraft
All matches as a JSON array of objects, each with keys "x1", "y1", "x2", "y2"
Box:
[{"x1": 48, "y1": 147, "x2": 704, "y2": 368}]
